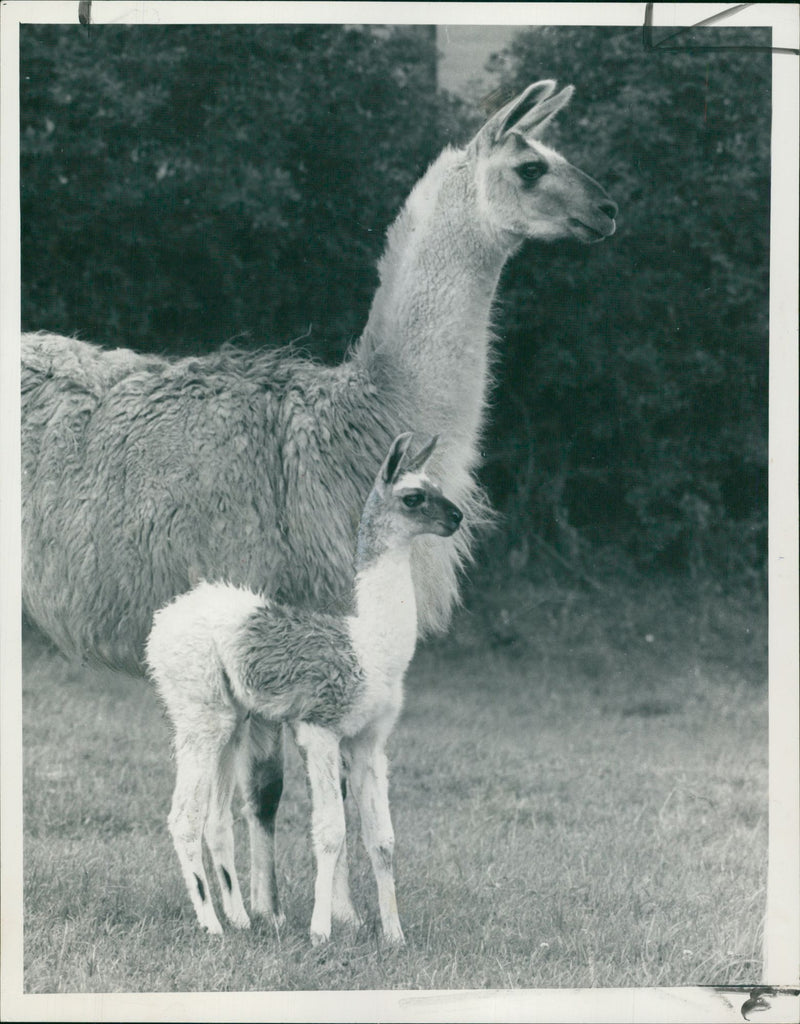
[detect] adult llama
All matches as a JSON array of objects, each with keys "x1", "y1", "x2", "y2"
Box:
[{"x1": 22, "y1": 81, "x2": 617, "y2": 927}]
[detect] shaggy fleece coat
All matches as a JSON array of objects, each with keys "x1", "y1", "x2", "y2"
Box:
[{"x1": 22, "y1": 337, "x2": 449, "y2": 672}]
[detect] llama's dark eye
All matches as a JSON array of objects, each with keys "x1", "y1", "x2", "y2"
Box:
[
  {"x1": 516, "y1": 161, "x2": 546, "y2": 184},
  {"x1": 402, "y1": 492, "x2": 424, "y2": 509}
]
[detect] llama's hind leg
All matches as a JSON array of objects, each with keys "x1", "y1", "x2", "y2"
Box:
[
  {"x1": 168, "y1": 736, "x2": 223, "y2": 935},
  {"x1": 239, "y1": 717, "x2": 285, "y2": 925},
  {"x1": 292, "y1": 722, "x2": 346, "y2": 946},
  {"x1": 204, "y1": 732, "x2": 250, "y2": 929}
]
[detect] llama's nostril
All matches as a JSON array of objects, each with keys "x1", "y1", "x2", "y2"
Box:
[{"x1": 599, "y1": 199, "x2": 617, "y2": 220}]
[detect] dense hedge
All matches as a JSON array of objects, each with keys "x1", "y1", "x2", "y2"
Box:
[
  {"x1": 21, "y1": 24, "x2": 443, "y2": 351},
  {"x1": 482, "y1": 28, "x2": 769, "y2": 581},
  {"x1": 20, "y1": 24, "x2": 769, "y2": 582}
]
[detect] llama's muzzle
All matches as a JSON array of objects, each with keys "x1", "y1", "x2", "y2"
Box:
[{"x1": 435, "y1": 498, "x2": 463, "y2": 536}]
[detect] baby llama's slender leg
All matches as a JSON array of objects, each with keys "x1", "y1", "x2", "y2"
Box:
[
  {"x1": 204, "y1": 730, "x2": 251, "y2": 929},
  {"x1": 331, "y1": 764, "x2": 362, "y2": 930},
  {"x1": 347, "y1": 734, "x2": 405, "y2": 946},
  {"x1": 168, "y1": 732, "x2": 223, "y2": 935},
  {"x1": 239, "y1": 717, "x2": 285, "y2": 926},
  {"x1": 292, "y1": 722, "x2": 346, "y2": 946}
]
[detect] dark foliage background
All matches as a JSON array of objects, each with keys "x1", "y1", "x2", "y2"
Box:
[{"x1": 20, "y1": 24, "x2": 770, "y2": 589}]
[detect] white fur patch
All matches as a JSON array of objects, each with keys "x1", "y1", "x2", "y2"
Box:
[
  {"x1": 146, "y1": 580, "x2": 265, "y2": 716},
  {"x1": 341, "y1": 549, "x2": 417, "y2": 737},
  {"x1": 393, "y1": 470, "x2": 431, "y2": 493}
]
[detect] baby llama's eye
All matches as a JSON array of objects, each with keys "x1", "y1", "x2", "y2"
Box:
[
  {"x1": 516, "y1": 161, "x2": 546, "y2": 183},
  {"x1": 402, "y1": 492, "x2": 424, "y2": 509}
]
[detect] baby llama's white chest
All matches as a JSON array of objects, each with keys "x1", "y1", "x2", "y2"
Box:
[{"x1": 339, "y1": 550, "x2": 418, "y2": 737}]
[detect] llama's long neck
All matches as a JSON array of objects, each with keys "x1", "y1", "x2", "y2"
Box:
[
  {"x1": 349, "y1": 544, "x2": 418, "y2": 683},
  {"x1": 359, "y1": 148, "x2": 520, "y2": 454}
]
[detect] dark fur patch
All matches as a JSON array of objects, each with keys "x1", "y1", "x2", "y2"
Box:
[
  {"x1": 237, "y1": 605, "x2": 363, "y2": 726},
  {"x1": 221, "y1": 866, "x2": 232, "y2": 892},
  {"x1": 251, "y1": 770, "x2": 283, "y2": 831},
  {"x1": 194, "y1": 873, "x2": 206, "y2": 902}
]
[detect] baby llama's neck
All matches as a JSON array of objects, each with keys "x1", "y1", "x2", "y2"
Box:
[{"x1": 350, "y1": 544, "x2": 419, "y2": 682}]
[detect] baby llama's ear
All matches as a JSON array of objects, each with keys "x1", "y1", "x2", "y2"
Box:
[
  {"x1": 380, "y1": 432, "x2": 414, "y2": 485},
  {"x1": 404, "y1": 435, "x2": 438, "y2": 473}
]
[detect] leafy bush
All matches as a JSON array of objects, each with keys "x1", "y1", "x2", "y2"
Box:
[
  {"x1": 21, "y1": 24, "x2": 445, "y2": 356},
  {"x1": 481, "y1": 27, "x2": 769, "y2": 582}
]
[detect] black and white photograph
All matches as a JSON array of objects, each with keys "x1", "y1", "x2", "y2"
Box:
[{"x1": 1, "y1": 2, "x2": 798, "y2": 1021}]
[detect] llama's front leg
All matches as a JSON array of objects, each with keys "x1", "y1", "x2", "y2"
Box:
[
  {"x1": 205, "y1": 737, "x2": 250, "y2": 929},
  {"x1": 347, "y1": 737, "x2": 404, "y2": 946},
  {"x1": 168, "y1": 739, "x2": 223, "y2": 935},
  {"x1": 292, "y1": 722, "x2": 346, "y2": 946},
  {"x1": 331, "y1": 763, "x2": 362, "y2": 929},
  {"x1": 239, "y1": 717, "x2": 285, "y2": 926},
  {"x1": 331, "y1": 831, "x2": 361, "y2": 929}
]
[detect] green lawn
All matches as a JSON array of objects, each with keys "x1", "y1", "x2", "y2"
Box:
[{"x1": 20, "y1": 583, "x2": 767, "y2": 992}]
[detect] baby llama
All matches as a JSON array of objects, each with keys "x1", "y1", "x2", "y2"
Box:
[{"x1": 145, "y1": 433, "x2": 462, "y2": 946}]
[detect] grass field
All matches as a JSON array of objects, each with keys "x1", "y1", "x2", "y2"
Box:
[{"x1": 20, "y1": 579, "x2": 767, "y2": 993}]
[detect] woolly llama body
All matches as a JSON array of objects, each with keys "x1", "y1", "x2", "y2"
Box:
[
  {"x1": 147, "y1": 434, "x2": 461, "y2": 944},
  {"x1": 22, "y1": 81, "x2": 617, "y2": 924}
]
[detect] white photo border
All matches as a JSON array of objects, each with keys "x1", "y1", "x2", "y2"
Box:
[{"x1": 2, "y1": 3, "x2": 797, "y2": 1022}]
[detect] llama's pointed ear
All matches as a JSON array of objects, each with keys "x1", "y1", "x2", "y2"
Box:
[
  {"x1": 381, "y1": 432, "x2": 414, "y2": 485},
  {"x1": 404, "y1": 434, "x2": 438, "y2": 474},
  {"x1": 479, "y1": 80, "x2": 557, "y2": 143},
  {"x1": 512, "y1": 83, "x2": 574, "y2": 138}
]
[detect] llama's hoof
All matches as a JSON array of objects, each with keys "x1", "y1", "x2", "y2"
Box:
[
  {"x1": 383, "y1": 925, "x2": 405, "y2": 948},
  {"x1": 334, "y1": 907, "x2": 363, "y2": 931},
  {"x1": 230, "y1": 912, "x2": 251, "y2": 930},
  {"x1": 251, "y1": 889, "x2": 283, "y2": 919},
  {"x1": 346, "y1": 914, "x2": 364, "y2": 934},
  {"x1": 202, "y1": 919, "x2": 224, "y2": 936},
  {"x1": 252, "y1": 906, "x2": 285, "y2": 929},
  {"x1": 310, "y1": 929, "x2": 330, "y2": 947}
]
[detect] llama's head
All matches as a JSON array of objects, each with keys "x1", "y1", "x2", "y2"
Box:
[
  {"x1": 470, "y1": 80, "x2": 617, "y2": 244},
  {"x1": 356, "y1": 434, "x2": 463, "y2": 567}
]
